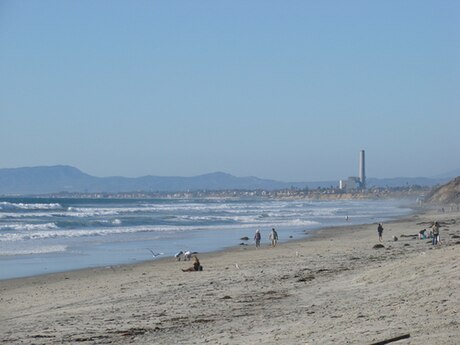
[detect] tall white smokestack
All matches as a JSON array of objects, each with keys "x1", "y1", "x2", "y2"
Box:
[{"x1": 359, "y1": 150, "x2": 366, "y2": 188}]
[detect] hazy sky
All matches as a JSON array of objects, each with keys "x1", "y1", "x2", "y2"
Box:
[{"x1": 1, "y1": 1, "x2": 459, "y2": 182}]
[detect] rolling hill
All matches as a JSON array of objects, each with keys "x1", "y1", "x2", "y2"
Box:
[{"x1": 0, "y1": 165, "x2": 455, "y2": 195}]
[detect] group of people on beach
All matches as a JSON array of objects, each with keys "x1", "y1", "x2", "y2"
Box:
[
  {"x1": 419, "y1": 221, "x2": 441, "y2": 245},
  {"x1": 183, "y1": 218, "x2": 443, "y2": 273},
  {"x1": 377, "y1": 221, "x2": 442, "y2": 245},
  {"x1": 254, "y1": 228, "x2": 279, "y2": 248},
  {"x1": 180, "y1": 227, "x2": 279, "y2": 272}
]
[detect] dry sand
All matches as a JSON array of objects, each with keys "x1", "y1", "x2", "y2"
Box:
[{"x1": 1, "y1": 208, "x2": 459, "y2": 345}]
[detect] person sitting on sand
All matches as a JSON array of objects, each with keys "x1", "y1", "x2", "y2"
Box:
[
  {"x1": 418, "y1": 229, "x2": 427, "y2": 240},
  {"x1": 377, "y1": 223, "x2": 384, "y2": 242},
  {"x1": 182, "y1": 256, "x2": 202, "y2": 272}
]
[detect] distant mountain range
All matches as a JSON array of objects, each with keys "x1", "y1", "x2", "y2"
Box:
[{"x1": 0, "y1": 165, "x2": 456, "y2": 195}]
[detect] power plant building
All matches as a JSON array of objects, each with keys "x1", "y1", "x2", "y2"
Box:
[
  {"x1": 359, "y1": 150, "x2": 366, "y2": 188},
  {"x1": 339, "y1": 150, "x2": 366, "y2": 191}
]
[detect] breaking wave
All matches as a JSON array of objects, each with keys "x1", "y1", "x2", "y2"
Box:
[
  {"x1": 0, "y1": 202, "x2": 63, "y2": 210},
  {"x1": 0, "y1": 222, "x2": 59, "y2": 231},
  {"x1": 0, "y1": 218, "x2": 320, "y2": 242}
]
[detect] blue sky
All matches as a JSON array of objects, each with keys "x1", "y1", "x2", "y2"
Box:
[{"x1": 1, "y1": 1, "x2": 459, "y2": 182}]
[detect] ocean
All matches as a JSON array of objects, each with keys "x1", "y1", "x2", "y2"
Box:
[{"x1": 0, "y1": 197, "x2": 413, "y2": 280}]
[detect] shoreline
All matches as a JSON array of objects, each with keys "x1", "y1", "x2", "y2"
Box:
[
  {"x1": 0, "y1": 197, "x2": 414, "y2": 281},
  {"x1": 1, "y1": 208, "x2": 459, "y2": 344},
  {"x1": 0, "y1": 206, "x2": 416, "y2": 283}
]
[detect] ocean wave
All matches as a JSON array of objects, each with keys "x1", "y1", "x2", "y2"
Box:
[
  {"x1": 0, "y1": 202, "x2": 63, "y2": 211},
  {"x1": 66, "y1": 204, "x2": 239, "y2": 215},
  {"x1": 96, "y1": 219, "x2": 122, "y2": 225},
  {"x1": 0, "y1": 210, "x2": 116, "y2": 219},
  {"x1": 0, "y1": 218, "x2": 320, "y2": 242},
  {"x1": 0, "y1": 222, "x2": 59, "y2": 231},
  {"x1": 62, "y1": 204, "x2": 330, "y2": 219},
  {"x1": 0, "y1": 201, "x2": 310, "y2": 218},
  {"x1": 67, "y1": 207, "x2": 120, "y2": 217},
  {"x1": 0, "y1": 226, "x2": 167, "y2": 242},
  {"x1": 0, "y1": 212, "x2": 55, "y2": 219},
  {"x1": 0, "y1": 210, "x2": 121, "y2": 219},
  {"x1": 173, "y1": 214, "x2": 256, "y2": 223},
  {"x1": 306, "y1": 208, "x2": 342, "y2": 217}
]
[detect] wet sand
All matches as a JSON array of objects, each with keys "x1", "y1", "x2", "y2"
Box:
[{"x1": 1, "y1": 208, "x2": 459, "y2": 344}]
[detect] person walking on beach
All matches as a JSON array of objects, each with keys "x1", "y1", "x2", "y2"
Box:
[
  {"x1": 432, "y1": 221, "x2": 440, "y2": 245},
  {"x1": 377, "y1": 223, "x2": 384, "y2": 242},
  {"x1": 269, "y1": 228, "x2": 278, "y2": 247},
  {"x1": 254, "y1": 229, "x2": 261, "y2": 248}
]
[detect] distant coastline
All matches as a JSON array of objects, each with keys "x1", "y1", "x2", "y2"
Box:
[
  {"x1": 0, "y1": 165, "x2": 450, "y2": 195},
  {"x1": 9, "y1": 186, "x2": 429, "y2": 202}
]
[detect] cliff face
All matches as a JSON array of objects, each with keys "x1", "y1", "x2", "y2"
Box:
[{"x1": 425, "y1": 176, "x2": 460, "y2": 205}]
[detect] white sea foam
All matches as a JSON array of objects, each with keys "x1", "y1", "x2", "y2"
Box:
[
  {"x1": 0, "y1": 226, "x2": 172, "y2": 242},
  {"x1": 59, "y1": 201, "x2": 309, "y2": 218},
  {"x1": 174, "y1": 214, "x2": 257, "y2": 223},
  {"x1": 95, "y1": 219, "x2": 122, "y2": 225},
  {"x1": 307, "y1": 208, "x2": 341, "y2": 217},
  {"x1": 0, "y1": 218, "x2": 320, "y2": 242},
  {"x1": 0, "y1": 202, "x2": 63, "y2": 210},
  {"x1": 0, "y1": 212, "x2": 54, "y2": 219},
  {"x1": 0, "y1": 210, "x2": 120, "y2": 219},
  {"x1": 0, "y1": 222, "x2": 59, "y2": 231},
  {"x1": 67, "y1": 207, "x2": 120, "y2": 217}
]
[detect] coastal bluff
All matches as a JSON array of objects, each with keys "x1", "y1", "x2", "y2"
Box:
[{"x1": 425, "y1": 176, "x2": 460, "y2": 205}]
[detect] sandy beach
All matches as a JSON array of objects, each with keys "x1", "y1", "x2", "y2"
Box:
[{"x1": 1, "y1": 208, "x2": 459, "y2": 345}]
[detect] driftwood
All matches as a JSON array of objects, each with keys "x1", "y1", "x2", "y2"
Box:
[{"x1": 370, "y1": 333, "x2": 410, "y2": 345}]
